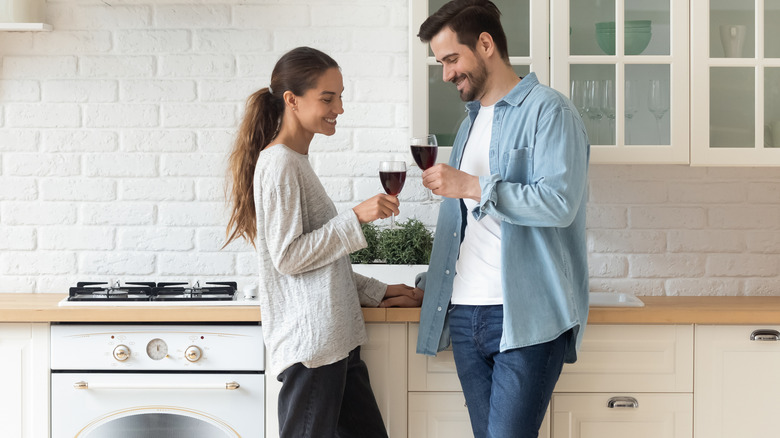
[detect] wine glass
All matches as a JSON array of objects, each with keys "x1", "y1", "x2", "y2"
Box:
[
  {"x1": 583, "y1": 80, "x2": 604, "y2": 144},
  {"x1": 570, "y1": 79, "x2": 586, "y2": 120},
  {"x1": 648, "y1": 79, "x2": 670, "y2": 144},
  {"x1": 601, "y1": 79, "x2": 616, "y2": 145},
  {"x1": 379, "y1": 161, "x2": 406, "y2": 228},
  {"x1": 410, "y1": 134, "x2": 439, "y2": 204},
  {"x1": 625, "y1": 80, "x2": 640, "y2": 145}
]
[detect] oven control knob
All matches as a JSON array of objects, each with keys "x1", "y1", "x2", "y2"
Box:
[
  {"x1": 113, "y1": 345, "x2": 131, "y2": 361},
  {"x1": 185, "y1": 346, "x2": 202, "y2": 362}
]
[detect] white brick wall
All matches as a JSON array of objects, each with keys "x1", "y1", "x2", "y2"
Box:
[{"x1": 0, "y1": 0, "x2": 778, "y2": 296}]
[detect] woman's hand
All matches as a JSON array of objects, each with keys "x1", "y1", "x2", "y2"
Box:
[
  {"x1": 352, "y1": 194, "x2": 400, "y2": 224},
  {"x1": 379, "y1": 284, "x2": 424, "y2": 308}
]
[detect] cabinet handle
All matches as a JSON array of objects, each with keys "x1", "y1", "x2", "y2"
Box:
[
  {"x1": 750, "y1": 329, "x2": 780, "y2": 341},
  {"x1": 607, "y1": 396, "x2": 639, "y2": 409}
]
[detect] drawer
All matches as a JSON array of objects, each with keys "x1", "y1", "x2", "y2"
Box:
[
  {"x1": 552, "y1": 393, "x2": 692, "y2": 438},
  {"x1": 556, "y1": 325, "x2": 693, "y2": 393},
  {"x1": 408, "y1": 392, "x2": 550, "y2": 438},
  {"x1": 410, "y1": 324, "x2": 693, "y2": 393},
  {"x1": 408, "y1": 324, "x2": 461, "y2": 391}
]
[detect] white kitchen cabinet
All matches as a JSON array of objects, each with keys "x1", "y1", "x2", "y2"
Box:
[
  {"x1": 407, "y1": 324, "x2": 552, "y2": 438},
  {"x1": 552, "y1": 0, "x2": 690, "y2": 164},
  {"x1": 408, "y1": 392, "x2": 550, "y2": 438},
  {"x1": 264, "y1": 323, "x2": 407, "y2": 438},
  {"x1": 691, "y1": 0, "x2": 780, "y2": 165},
  {"x1": 556, "y1": 324, "x2": 693, "y2": 393},
  {"x1": 0, "y1": 323, "x2": 49, "y2": 438},
  {"x1": 409, "y1": 324, "x2": 692, "y2": 437},
  {"x1": 694, "y1": 325, "x2": 780, "y2": 438},
  {"x1": 552, "y1": 393, "x2": 692, "y2": 438}
]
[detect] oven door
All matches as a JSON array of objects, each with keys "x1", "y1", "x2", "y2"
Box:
[{"x1": 51, "y1": 373, "x2": 264, "y2": 438}]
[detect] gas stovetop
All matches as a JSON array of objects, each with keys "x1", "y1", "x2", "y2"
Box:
[{"x1": 58, "y1": 280, "x2": 260, "y2": 307}]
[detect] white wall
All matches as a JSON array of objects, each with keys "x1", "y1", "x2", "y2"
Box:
[{"x1": 0, "y1": 0, "x2": 778, "y2": 296}]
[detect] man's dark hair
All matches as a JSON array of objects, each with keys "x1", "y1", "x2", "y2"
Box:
[{"x1": 417, "y1": 0, "x2": 509, "y2": 63}]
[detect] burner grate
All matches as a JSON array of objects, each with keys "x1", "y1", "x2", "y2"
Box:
[{"x1": 66, "y1": 281, "x2": 238, "y2": 302}]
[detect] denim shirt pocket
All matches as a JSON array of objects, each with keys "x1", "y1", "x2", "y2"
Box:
[{"x1": 502, "y1": 147, "x2": 533, "y2": 185}]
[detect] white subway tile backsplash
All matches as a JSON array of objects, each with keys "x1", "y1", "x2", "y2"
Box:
[{"x1": 0, "y1": 0, "x2": 778, "y2": 295}]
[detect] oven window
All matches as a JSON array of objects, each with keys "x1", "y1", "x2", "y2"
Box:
[{"x1": 81, "y1": 412, "x2": 237, "y2": 438}]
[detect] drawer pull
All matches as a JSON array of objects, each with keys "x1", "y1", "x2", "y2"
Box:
[
  {"x1": 750, "y1": 329, "x2": 780, "y2": 341},
  {"x1": 607, "y1": 396, "x2": 639, "y2": 409}
]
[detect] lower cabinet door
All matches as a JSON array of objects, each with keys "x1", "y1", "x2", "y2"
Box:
[
  {"x1": 552, "y1": 393, "x2": 692, "y2": 438},
  {"x1": 408, "y1": 392, "x2": 550, "y2": 438},
  {"x1": 694, "y1": 325, "x2": 780, "y2": 438}
]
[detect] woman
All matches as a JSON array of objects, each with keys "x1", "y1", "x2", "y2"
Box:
[{"x1": 224, "y1": 47, "x2": 421, "y2": 438}]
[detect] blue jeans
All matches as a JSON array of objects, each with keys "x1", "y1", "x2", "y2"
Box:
[
  {"x1": 276, "y1": 346, "x2": 388, "y2": 438},
  {"x1": 448, "y1": 304, "x2": 571, "y2": 438}
]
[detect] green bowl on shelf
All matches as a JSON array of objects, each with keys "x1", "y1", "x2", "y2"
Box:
[{"x1": 595, "y1": 20, "x2": 652, "y2": 55}]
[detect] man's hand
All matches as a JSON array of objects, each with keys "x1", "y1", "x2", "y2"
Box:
[
  {"x1": 379, "y1": 284, "x2": 424, "y2": 307},
  {"x1": 422, "y1": 164, "x2": 481, "y2": 201}
]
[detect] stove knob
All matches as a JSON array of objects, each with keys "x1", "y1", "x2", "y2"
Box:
[
  {"x1": 113, "y1": 345, "x2": 131, "y2": 362},
  {"x1": 185, "y1": 346, "x2": 202, "y2": 362}
]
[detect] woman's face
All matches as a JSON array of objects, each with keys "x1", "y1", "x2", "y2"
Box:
[{"x1": 294, "y1": 67, "x2": 345, "y2": 137}]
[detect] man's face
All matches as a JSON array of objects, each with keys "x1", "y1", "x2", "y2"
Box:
[{"x1": 430, "y1": 27, "x2": 488, "y2": 102}]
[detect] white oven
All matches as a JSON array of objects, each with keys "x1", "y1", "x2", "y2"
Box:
[{"x1": 50, "y1": 323, "x2": 264, "y2": 438}]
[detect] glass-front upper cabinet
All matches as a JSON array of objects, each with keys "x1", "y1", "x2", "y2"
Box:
[
  {"x1": 552, "y1": 0, "x2": 689, "y2": 164},
  {"x1": 691, "y1": 0, "x2": 780, "y2": 165},
  {"x1": 410, "y1": 0, "x2": 550, "y2": 148}
]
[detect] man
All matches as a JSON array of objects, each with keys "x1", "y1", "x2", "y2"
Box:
[{"x1": 415, "y1": 1, "x2": 590, "y2": 437}]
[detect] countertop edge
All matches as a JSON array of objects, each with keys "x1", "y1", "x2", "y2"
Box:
[{"x1": 4, "y1": 294, "x2": 780, "y2": 324}]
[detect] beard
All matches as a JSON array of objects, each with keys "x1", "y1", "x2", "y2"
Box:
[{"x1": 454, "y1": 58, "x2": 488, "y2": 102}]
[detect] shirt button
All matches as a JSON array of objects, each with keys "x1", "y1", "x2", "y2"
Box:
[
  {"x1": 437, "y1": 306, "x2": 442, "y2": 311},
  {"x1": 453, "y1": 232, "x2": 457, "y2": 237},
  {"x1": 445, "y1": 270, "x2": 450, "y2": 275}
]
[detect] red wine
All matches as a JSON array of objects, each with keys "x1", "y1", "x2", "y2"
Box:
[
  {"x1": 379, "y1": 171, "x2": 406, "y2": 196},
  {"x1": 411, "y1": 145, "x2": 438, "y2": 170}
]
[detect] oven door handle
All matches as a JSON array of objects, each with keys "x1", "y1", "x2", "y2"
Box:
[{"x1": 73, "y1": 381, "x2": 241, "y2": 390}]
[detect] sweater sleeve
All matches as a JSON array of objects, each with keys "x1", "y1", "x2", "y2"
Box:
[
  {"x1": 352, "y1": 271, "x2": 386, "y2": 307},
  {"x1": 259, "y1": 174, "x2": 367, "y2": 276}
]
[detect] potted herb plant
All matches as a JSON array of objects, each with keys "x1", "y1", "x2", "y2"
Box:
[{"x1": 350, "y1": 218, "x2": 433, "y2": 285}]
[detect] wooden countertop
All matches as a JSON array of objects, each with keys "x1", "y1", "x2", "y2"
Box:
[{"x1": 3, "y1": 294, "x2": 780, "y2": 325}]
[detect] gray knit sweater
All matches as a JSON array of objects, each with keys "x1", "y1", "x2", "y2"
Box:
[{"x1": 254, "y1": 144, "x2": 386, "y2": 375}]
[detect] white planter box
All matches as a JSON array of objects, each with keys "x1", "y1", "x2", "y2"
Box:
[{"x1": 351, "y1": 264, "x2": 427, "y2": 286}]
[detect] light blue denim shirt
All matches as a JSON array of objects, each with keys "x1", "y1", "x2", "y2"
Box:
[{"x1": 416, "y1": 73, "x2": 590, "y2": 363}]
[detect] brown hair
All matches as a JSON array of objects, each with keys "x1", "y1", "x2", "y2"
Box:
[
  {"x1": 224, "y1": 47, "x2": 339, "y2": 248},
  {"x1": 417, "y1": 0, "x2": 509, "y2": 63}
]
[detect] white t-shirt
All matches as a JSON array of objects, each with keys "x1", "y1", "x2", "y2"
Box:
[{"x1": 451, "y1": 104, "x2": 504, "y2": 306}]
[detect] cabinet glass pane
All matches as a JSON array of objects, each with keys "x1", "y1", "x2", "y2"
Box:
[
  {"x1": 626, "y1": 0, "x2": 669, "y2": 56},
  {"x1": 710, "y1": 0, "x2": 755, "y2": 58},
  {"x1": 428, "y1": 64, "x2": 530, "y2": 146},
  {"x1": 570, "y1": 65, "x2": 616, "y2": 145},
  {"x1": 710, "y1": 67, "x2": 755, "y2": 148},
  {"x1": 625, "y1": 65, "x2": 671, "y2": 145},
  {"x1": 427, "y1": 0, "x2": 529, "y2": 58},
  {"x1": 766, "y1": 0, "x2": 780, "y2": 58},
  {"x1": 764, "y1": 68, "x2": 780, "y2": 148},
  {"x1": 571, "y1": 0, "x2": 615, "y2": 56}
]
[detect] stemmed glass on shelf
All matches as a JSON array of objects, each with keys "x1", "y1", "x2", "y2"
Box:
[
  {"x1": 625, "y1": 80, "x2": 640, "y2": 145},
  {"x1": 601, "y1": 79, "x2": 616, "y2": 145},
  {"x1": 378, "y1": 161, "x2": 406, "y2": 228},
  {"x1": 583, "y1": 80, "x2": 604, "y2": 145},
  {"x1": 648, "y1": 79, "x2": 670, "y2": 144},
  {"x1": 410, "y1": 134, "x2": 439, "y2": 204}
]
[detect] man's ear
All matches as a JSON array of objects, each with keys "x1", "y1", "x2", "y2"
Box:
[{"x1": 477, "y1": 31, "x2": 495, "y2": 58}]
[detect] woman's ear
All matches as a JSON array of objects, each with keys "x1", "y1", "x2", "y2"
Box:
[{"x1": 283, "y1": 90, "x2": 297, "y2": 111}]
